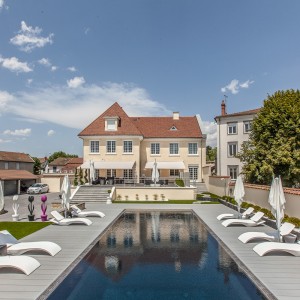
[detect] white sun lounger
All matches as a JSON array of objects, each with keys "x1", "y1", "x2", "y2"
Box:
[
  {"x1": 253, "y1": 242, "x2": 300, "y2": 256},
  {"x1": 51, "y1": 211, "x2": 92, "y2": 226},
  {"x1": 217, "y1": 207, "x2": 254, "y2": 220},
  {"x1": 0, "y1": 230, "x2": 61, "y2": 256},
  {"x1": 238, "y1": 222, "x2": 295, "y2": 243},
  {"x1": 222, "y1": 212, "x2": 265, "y2": 227},
  {"x1": 71, "y1": 205, "x2": 105, "y2": 218},
  {"x1": 0, "y1": 256, "x2": 40, "y2": 275}
]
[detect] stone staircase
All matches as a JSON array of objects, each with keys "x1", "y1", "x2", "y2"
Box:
[
  {"x1": 71, "y1": 185, "x2": 112, "y2": 204},
  {"x1": 192, "y1": 182, "x2": 208, "y2": 194}
]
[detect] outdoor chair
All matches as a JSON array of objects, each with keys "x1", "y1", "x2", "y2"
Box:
[
  {"x1": 50, "y1": 210, "x2": 92, "y2": 226},
  {"x1": 0, "y1": 255, "x2": 40, "y2": 275},
  {"x1": 238, "y1": 222, "x2": 295, "y2": 243},
  {"x1": 221, "y1": 212, "x2": 265, "y2": 227},
  {"x1": 0, "y1": 230, "x2": 61, "y2": 256},
  {"x1": 253, "y1": 241, "x2": 300, "y2": 256},
  {"x1": 71, "y1": 205, "x2": 105, "y2": 218},
  {"x1": 217, "y1": 207, "x2": 254, "y2": 220}
]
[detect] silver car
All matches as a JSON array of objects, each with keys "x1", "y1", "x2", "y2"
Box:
[{"x1": 27, "y1": 183, "x2": 49, "y2": 194}]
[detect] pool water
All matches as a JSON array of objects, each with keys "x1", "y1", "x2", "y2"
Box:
[{"x1": 48, "y1": 212, "x2": 264, "y2": 300}]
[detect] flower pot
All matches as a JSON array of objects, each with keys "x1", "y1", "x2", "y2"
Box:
[
  {"x1": 12, "y1": 214, "x2": 19, "y2": 221},
  {"x1": 41, "y1": 215, "x2": 48, "y2": 221},
  {"x1": 28, "y1": 215, "x2": 35, "y2": 221}
]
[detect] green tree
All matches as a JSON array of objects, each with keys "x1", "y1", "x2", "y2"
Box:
[
  {"x1": 238, "y1": 90, "x2": 300, "y2": 187},
  {"x1": 48, "y1": 151, "x2": 78, "y2": 163},
  {"x1": 32, "y1": 157, "x2": 41, "y2": 175},
  {"x1": 206, "y1": 146, "x2": 217, "y2": 162},
  {"x1": 79, "y1": 167, "x2": 84, "y2": 185}
]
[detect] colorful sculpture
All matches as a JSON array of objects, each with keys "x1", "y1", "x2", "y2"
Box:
[
  {"x1": 41, "y1": 195, "x2": 48, "y2": 221},
  {"x1": 28, "y1": 195, "x2": 35, "y2": 221}
]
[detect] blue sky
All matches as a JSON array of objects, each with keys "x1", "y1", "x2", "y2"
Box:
[{"x1": 1, "y1": 0, "x2": 300, "y2": 158}]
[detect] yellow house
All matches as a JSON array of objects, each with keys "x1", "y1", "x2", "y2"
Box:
[{"x1": 78, "y1": 102, "x2": 206, "y2": 184}]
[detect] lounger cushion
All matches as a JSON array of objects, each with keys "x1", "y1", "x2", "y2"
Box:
[
  {"x1": 0, "y1": 256, "x2": 40, "y2": 275},
  {"x1": 253, "y1": 242, "x2": 300, "y2": 257}
]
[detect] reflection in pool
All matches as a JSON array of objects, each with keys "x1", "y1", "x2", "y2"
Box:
[{"x1": 48, "y1": 212, "x2": 264, "y2": 300}]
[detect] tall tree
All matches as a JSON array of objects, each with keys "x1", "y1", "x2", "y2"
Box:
[
  {"x1": 31, "y1": 157, "x2": 41, "y2": 175},
  {"x1": 238, "y1": 90, "x2": 300, "y2": 187},
  {"x1": 48, "y1": 151, "x2": 78, "y2": 163},
  {"x1": 206, "y1": 146, "x2": 217, "y2": 162}
]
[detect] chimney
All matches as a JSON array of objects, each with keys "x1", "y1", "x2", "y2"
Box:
[
  {"x1": 173, "y1": 112, "x2": 179, "y2": 120},
  {"x1": 221, "y1": 100, "x2": 227, "y2": 116}
]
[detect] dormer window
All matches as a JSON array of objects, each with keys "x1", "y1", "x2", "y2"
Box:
[
  {"x1": 105, "y1": 117, "x2": 118, "y2": 131},
  {"x1": 170, "y1": 126, "x2": 177, "y2": 131}
]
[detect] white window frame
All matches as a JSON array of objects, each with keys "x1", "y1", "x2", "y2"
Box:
[
  {"x1": 4, "y1": 162, "x2": 8, "y2": 169},
  {"x1": 151, "y1": 143, "x2": 160, "y2": 155},
  {"x1": 169, "y1": 143, "x2": 179, "y2": 155},
  {"x1": 123, "y1": 141, "x2": 133, "y2": 153},
  {"x1": 90, "y1": 141, "x2": 100, "y2": 153},
  {"x1": 106, "y1": 119, "x2": 116, "y2": 131},
  {"x1": 16, "y1": 162, "x2": 20, "y2": 170},
  {"x1": 123, "y1": 169, "x2": 133, "y2": 179},
  {"x1": 107, "y1": 141, "x2": 116, "y2": 153},
  {"x1": 244, "y1": 121, "x2": 252, "y2": 133},
  {"x1": 228, "y1": 142, "x2": 238, "y2": 157},
  {"x1": 107, "y1": 169, "x2": 116, "y2": 177},
  {"x1": 189, "y1": 166, "x2": 198, "y2": 180},
  {"x1": 227, "y1": 122, "x2": 237, "y2": 135},
  {"x1": 188, "y1": 143, "x2": 198, "y2": 155},
  {"x1": 228, "y1": 165, "x2": 238, "y2": 180}
]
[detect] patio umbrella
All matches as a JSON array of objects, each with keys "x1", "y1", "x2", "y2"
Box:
[
  {"x1": 0, "y1": 181, "x2": 4, "y2": 212},
  {"x1": 234, "y1": 175, "x2": 245, "y2": 218},
  {"x1": 152, "y1": 160, "x2": 159, "y2": 185},
  {"x1": 61, "y1": 175, "x2": 71, "y2": 218},
  {"x1": 89, "y1": 160, "x2": 95, "y2": 183},
  {"x1": 268, "y1": 176, "x2": 286, "y2": 242}
]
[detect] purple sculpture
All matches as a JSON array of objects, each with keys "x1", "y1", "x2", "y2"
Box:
[{"x1": 41, "y1": 194, "x2": 48, "y2": 221}]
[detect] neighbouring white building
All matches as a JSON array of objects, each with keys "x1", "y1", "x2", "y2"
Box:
[{"x1": 214, "y1": 101, "x2": 260, "y2": 180}]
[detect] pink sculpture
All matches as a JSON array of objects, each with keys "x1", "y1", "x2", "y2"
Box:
[{"x1": 41, "y1": 195, "x2": 48, "y2": 221}]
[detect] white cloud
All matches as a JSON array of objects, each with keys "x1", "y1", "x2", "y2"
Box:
[
  {"x1": 0, "y1": 82, "x2": 170, "y2": 129},
  {"x1": 221, "y1": 79, "x2": 254, "y2": 95},
  {"x1": 0, "y1": 138, "x2": 12, "y2": 143},
  {"x1": 27, "y1": 79, "x2": 33, "y2": 85},
  {"x1": 3, "y1": 128, "x2": 31, "y2": 137},
  {"x1": 68, "y1": 66, "x2": 77, "y2": 72},
  {"x1": 0, "y1": 90, "x2": 14, "y2": 112},
  {"x1": 0, "y1": 56, "x2": 32, "y2": 73},
  {"x1": 47, "y1": 129, "x2": 55, "y2": 136},
  {"x1": 51, "y1": 66, "x2": 57, "y2": 71},
  {"x1": 38, "y1": 58, "x2": 51, "y2": 67},
  {"x1": 67, "y1": 76, "x2": 85, "y2": 88},
  {"x1": 0, "y1": 0, "x2": 8, "y2": 11},
  {"x1": 84, "y1": 28, "x2": 90, "y2": 35},
  {"x1": 10, "y1": 21, "x2": 54, "y2": 52},
  {"x1": 239, "y1": 80, "x2": 254, "y2": 88},
  {"x1": 202, "y1": 121, "x2": 217, "y2": 147}
]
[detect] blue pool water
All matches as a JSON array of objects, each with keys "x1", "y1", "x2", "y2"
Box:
[{"x1": 48, "y1": 212, "x2": 265, "y2": 299}]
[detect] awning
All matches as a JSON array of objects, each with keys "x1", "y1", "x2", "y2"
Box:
[
  {"x1": 145, "y1": 161, "x2": 185, "y2": 170},
  {"x1": 81, "y1": 161, "x2": 135, "y2": 169},
  {"x1": 0, "y1": 170, "x2": 38, "y2": 180}
]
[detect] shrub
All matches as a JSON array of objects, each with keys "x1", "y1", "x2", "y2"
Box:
[
  {"x1": 175, "y1": 179, "x2": 184, "y2": 187},
  {"x1": 136, "y1": 194, "x2": 139, "y2": 200},
  {"x1": 153, "y1": 194, "x2": 158, "y2": 200},
  {"x1": 259, "y1": 208, "x2": 275, "y2": 219},
  {"x1": 117, "y1": 194, "x2": 122, "y2": 201},
  {"x1": 285, "y1": 217, "x2": 300, "y2": 227}
]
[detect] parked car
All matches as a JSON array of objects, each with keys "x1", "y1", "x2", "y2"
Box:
[{"x1": 27, "y1": 183, "x2": 49, "y2": 194}]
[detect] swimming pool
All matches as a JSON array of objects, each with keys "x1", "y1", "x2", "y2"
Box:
[{"x1": 48, "y1": 211, "x2": 265, "y2": 299}]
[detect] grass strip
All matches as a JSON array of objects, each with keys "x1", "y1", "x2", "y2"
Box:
[
  {"x1": 113, "y1": 200, "x2": 219, "y2": 204},
  {"x1": 0, "y1": 222, "x2": 51, "y2": 239}
]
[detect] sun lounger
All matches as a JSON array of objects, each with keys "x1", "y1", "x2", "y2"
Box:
[
  {"x1": 50, "y1": 210, "x2": 92, "y2": 226},
  {"x1": 253, "y1": 242, "x2": 300, "y2": 256},
  {"x1": 217, "y1": 207, "x2": 254, "y2": 220},
  {"x1": 238, "y1": 222, "x2": 295, "y2": 243},
  {"x1": 0, "y1": 230, "x2": 61, "y2": 256},
  {"x1": 222, "y1": 212, "x2": 265, "y2": 227},
  {"x1": 71, "y1": 205, "x2": 105, "y2": 218},
  {"x1": 0, "y1": 255, "x2": 40, "y2": 275}
]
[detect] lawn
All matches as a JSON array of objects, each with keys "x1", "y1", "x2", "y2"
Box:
[{"x1": 0, "y1": 222, "x2": 51, "y2": 239}]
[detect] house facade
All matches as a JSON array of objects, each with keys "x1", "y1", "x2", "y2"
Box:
[
  {"x1": 47, "y1": 157, "x2": 83, "y2": 174},
  {"x1": 78, "y1": 102, "x2": 206, "y2": 184},
  {"x1": 0, "y1": 151, "x2": 37, "y2": 195},
  {"x1": 214, "y1": 101, "x2": 260, "y2": 180}
]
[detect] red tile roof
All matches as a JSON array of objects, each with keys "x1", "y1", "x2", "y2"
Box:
[
  {"x1": 215, "y1": 108, "x2": 260, "y2": 119},
  {"x1": 78, "y1": 102, "x2": 203, "y2": 138},
  {"x1": 0, "y1": 170, "x2": 38, "y2": 180},
  {"x1": 0, "y1": 151, "x2": 34, "y2": 163},
  {"x1": 49, "y1": 157, "x2": 71, "y2": 166}
]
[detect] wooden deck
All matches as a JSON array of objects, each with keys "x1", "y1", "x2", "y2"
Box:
[{"x1": 0, "y1": 203, "x2": 299, "y2": 299}]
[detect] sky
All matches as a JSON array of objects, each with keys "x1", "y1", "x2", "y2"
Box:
[{"x1": 1, "y1": 0, "x2": 300, "y2": 158}]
